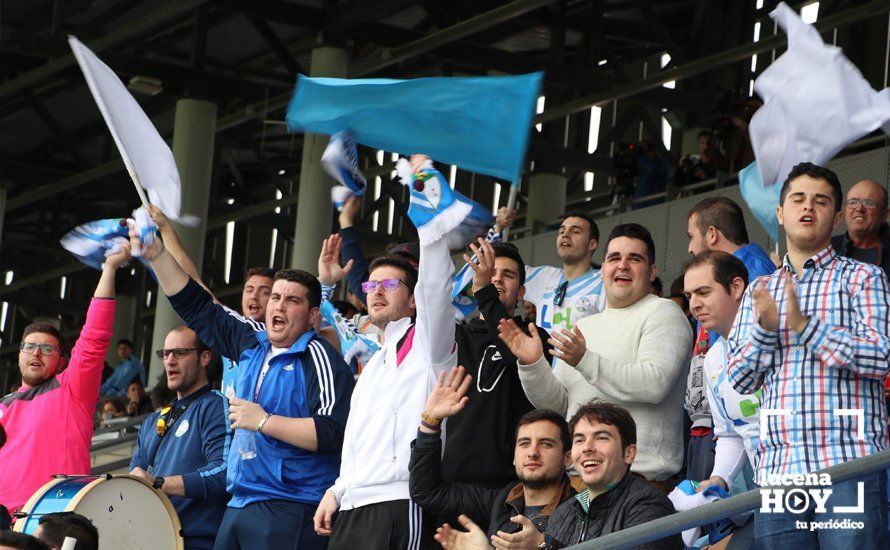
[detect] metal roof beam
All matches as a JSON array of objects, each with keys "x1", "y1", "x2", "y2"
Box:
[
  {"x1": 537, "y1": 0, "x2": 890, "y2": 123},
  {"x1": 0, "y1": 0, "x2": 212, "y2": 103}
]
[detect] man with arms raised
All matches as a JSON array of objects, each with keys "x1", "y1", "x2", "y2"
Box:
[
  {"x1": 0, "y1": 246, "x2": 129, "y2": 513},
  {"x1": 129, "y1": 326, "x2": 228, "y2": 550},
  {"x1": 728, "y1": 162, "x2": 890, "y2": 548},
  {"x1": 131, "y1": 230, "x2": 353, "y2": 550},
  {"x1": 314, "y1": 156, "x2": 458, "y2": 549},
  {"x1": 499, "y1": 224, "x2": 691, "y2": 489}
]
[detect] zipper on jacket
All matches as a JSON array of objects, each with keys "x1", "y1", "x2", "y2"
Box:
[
  {"x1": 392, "y1": 408, "x2": 398, "y2": 462},
  {"x1": 577, "y1": 513, "x2": 590, "y2": 544}
]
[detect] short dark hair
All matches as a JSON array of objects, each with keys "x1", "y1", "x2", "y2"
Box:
[
  {"x1": 569, "y1": 400, "x2": 637, "y2": 451},
  {"x1": 683, "y1": 250, "x2": 750, "y2": 294},
  {"x1": 0, "y1": 531, "x2": 49, "y2": 550},
  {"x1": 780, "y1": 162, "x2": 843, "y2": 213},
  {"x1": 562, "y1": 211, "x2": 599, "y2": 241},
  {"x1": 273, "y1": 269, "x2": 322, "y2": 309},
  {"x1": 245, "y1": 267, "x2": 276, "y2": 281},
  {"x1": 0, "y1": 423, "x2": 6, "y2": 450},
  {"x1": 368, "y1": 255, "x2": 418, "y2": 294},
  {"x1": 515, "y1": 409, "x2": 571, "y2": 452},
  {"x1": 606, "y1": 223, "x2": 656, "y2": 265},
  {"x1": 116, "y1": 338, "x2": 134, "y2": 348},
  {"x1": 688, "y1": 197, "x2": 750, "y2": 246},
  {"x1": 22, "y1": 323, "x2": 65, "y2": 353},
  {"x1": 492, "y1": 243, "x2": 527, "y2": 286},
  {"x1": 37, "y1": 512, "x2": 99, "y2": 550}
]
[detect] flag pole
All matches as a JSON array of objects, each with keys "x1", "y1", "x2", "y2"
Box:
[{"x1": 502, "y1": 181, "x2": 520, "y2": 240}]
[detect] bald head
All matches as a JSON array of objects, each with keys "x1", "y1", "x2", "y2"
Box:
[{"x1": 845, "y1": 179, "x2": 888, "y2": 241}]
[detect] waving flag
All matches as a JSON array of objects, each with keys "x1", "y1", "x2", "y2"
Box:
[
  {"x1": 60, "y1": 218, "x2": 153, "y2": 274},
  {"x1": 69, "y1": 36, "x2": 197, "y2": 225},
  {"x1": 741, "y1": 2, "x2": 890, "y2": 236},
  {"x1": 286, "y1": 72, "x2": 542, "y2": 185}
]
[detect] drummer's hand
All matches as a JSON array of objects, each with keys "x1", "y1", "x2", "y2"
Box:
[
  {"x1": 314, "y1": 490, "x2": 340, "y2": 536},
  {"x1": 130, "y1": 467, "x2": 155, "y2": 486},
  {"x1": 229, "y1": 397, "x2": 267, "y2": 432}
]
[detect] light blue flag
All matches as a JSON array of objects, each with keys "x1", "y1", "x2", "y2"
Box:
[
  {"x1": 286, "y1": 72, "x2": 543, "y2": 184},
  {"x1": 738, "y1": 161, "x2": 780, "y2": 241}
]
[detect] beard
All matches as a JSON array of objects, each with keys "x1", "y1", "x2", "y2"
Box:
[
  {"x1": 20, "y1": 370, "x2": 52, "y2": 387},
  {"x1": 518, "y1": 468, "x2": 564, "y2": 490}
]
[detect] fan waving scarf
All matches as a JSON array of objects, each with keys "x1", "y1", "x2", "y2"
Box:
[{"x1": 286, "y1": 72, "x2": 543, "y2": 185}]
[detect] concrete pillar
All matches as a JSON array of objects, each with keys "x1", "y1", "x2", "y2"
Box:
[
  {"x1": 526, "y1": 173, "x2": 567, "y2": 231},
  {"x1": 290, "y1": 46, "x2": 348, "y2": 271},
  {"x1": 148, "y1": 99, "x2": 217, "y2": 384},
  {"x1": 105, "y1": 295, "x2": 137, "y2": 370}
]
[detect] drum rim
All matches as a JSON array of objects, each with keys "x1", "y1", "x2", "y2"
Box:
[{"x1": 15, "y1": 474, "x2": 184, "y2": 550}]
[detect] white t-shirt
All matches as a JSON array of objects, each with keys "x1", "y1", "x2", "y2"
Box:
[
  {"x1": 704, "y1": 339, "x2": 761, "y2": 481},
  {"x1": 523, "y1": 266, "x2": 606, "y2": 334}
]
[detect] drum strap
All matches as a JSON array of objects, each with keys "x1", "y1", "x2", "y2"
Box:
[{"x1": 148, "y1": 385, "x2": 212, "y2": 470}]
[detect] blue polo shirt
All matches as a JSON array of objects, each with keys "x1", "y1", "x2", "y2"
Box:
[{"x1": 130, "y1": 386, "x2": 228, "y2": 550}]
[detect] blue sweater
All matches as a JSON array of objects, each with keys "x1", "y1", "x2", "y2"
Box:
[
  {"x1": 100, "y1": 355, "x2": 146, "y2": 397},
  {"x1": 169, "y1": 278, "x2": 354, "y2": 507},
  {"x1": 130, "y1": 387, "x2": 228, "y2": 550}
]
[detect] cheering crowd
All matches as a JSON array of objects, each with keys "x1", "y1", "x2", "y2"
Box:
[{"x1": 1, "y1": 157, "x2": 889, "y2": 550}]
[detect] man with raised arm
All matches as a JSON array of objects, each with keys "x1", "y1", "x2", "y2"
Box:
[
  {"x1": 131, "y1": 228, "x2": 354, "y2": 550},
  {"x1": 313, "y1": 155, "x2": 458, "y2": 549},
  {"x1": 0, "y1": 246, "x2": 130, "y2": 513}
]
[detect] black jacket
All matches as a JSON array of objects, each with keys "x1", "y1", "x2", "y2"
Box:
[
  {"x1": 831, "y1": 225, "x2": 890, "y2": 276},
  {"x1": 409, "y1": 429, "x2": 575, "y2": 534},
  {"x1": 544, "y1": 473, "x2": 682, "y2": 549},
  {"x1": 445, "y1": 283, "x2": 552, "y2": 487}
]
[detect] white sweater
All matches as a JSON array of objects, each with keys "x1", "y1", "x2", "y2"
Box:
[
  {"x1": 518, "y1": 293, "x2": 692, "y2": 481},
  {"x1": 330, "y1": 238, "x2": 457, "y2": 511}
]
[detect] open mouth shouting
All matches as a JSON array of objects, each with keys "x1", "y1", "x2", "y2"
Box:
[
  {"x1": 798, "y1": 214, "x2": 815, "y2": 225},
  {"x1": 246, "y1": 301, "x2": 262, "y2": 317},
  {"x1": 270, "y1": 314, "x2": 287, "y2": 330}
]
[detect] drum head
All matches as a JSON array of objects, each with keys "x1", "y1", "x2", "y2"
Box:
[{"x1": 68, "y1": 476, "x2": 182, "y2": 550}]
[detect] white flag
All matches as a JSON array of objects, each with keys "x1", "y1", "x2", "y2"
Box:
[
  {"x1": 750, "y1": 2, "x2": 890, "y2": 188},
  {"x1": 69, "y1": 36, "x2": 197, "y2": 225}
]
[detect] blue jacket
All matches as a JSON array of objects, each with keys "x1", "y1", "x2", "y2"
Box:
[
  {"x1": 169, "y1": 279, "x2": 354, "y2": 507},
  {"x1": 130, "y1": 386, "x2": 228, "y2": 550},
  {"x1": 100, "y1": 355, "x2": 146, "y2": 397}
]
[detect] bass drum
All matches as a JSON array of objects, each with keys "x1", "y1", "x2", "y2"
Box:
[{"x1": 15, "y1": 475, "x2": 183, "y2": 550}]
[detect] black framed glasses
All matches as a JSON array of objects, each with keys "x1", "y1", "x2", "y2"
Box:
[
  {"x1": 554, "y1": 281, "x2": 569, "y2": 307},
  {"x1": 155, "y1": 348, "x2": 197, "y2": 359},
  {"x1": 20, "y1": 342, "x2": 59, "y2": 356},
  {"x1": 361, "y1": 279, "x2": 407, "y2": 293}
]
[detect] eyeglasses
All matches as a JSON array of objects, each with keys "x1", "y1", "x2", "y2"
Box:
[
  {"x1": 155, "y1": 348, "x2": 197, "y2": 359},
  {"x1": 554, "y1": 281, "x2": 569, "y2": 307},
  {"x1": 20, "y1": 342, "x2": 59, "y2": 356},
  {"x1": 846, "y1": 198, "x2": 881, "y2": 209},
  {"x1": 361, "y1": 279, "x2": 407, "y2": 293}
]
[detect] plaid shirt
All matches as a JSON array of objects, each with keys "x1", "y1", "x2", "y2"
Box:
[{"x1": 727, "y1": 245, "x2": 890, "y2": 484}]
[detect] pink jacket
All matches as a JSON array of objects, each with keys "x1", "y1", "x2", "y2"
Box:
[{"x1": 0, "y1": 297, "x2": 114, "y2": 512}]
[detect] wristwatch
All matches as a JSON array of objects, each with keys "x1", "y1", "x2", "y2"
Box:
[{"x1": 152, "y1": 476, "x2": 166, "y2": 490}]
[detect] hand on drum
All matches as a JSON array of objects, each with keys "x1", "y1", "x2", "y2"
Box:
[
  {"x1": 229, "y1": 397, "x2": 267, "y2": 431},
  {"x1": 130, "y1": 466, "x2": 155, "y2": 486}
]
